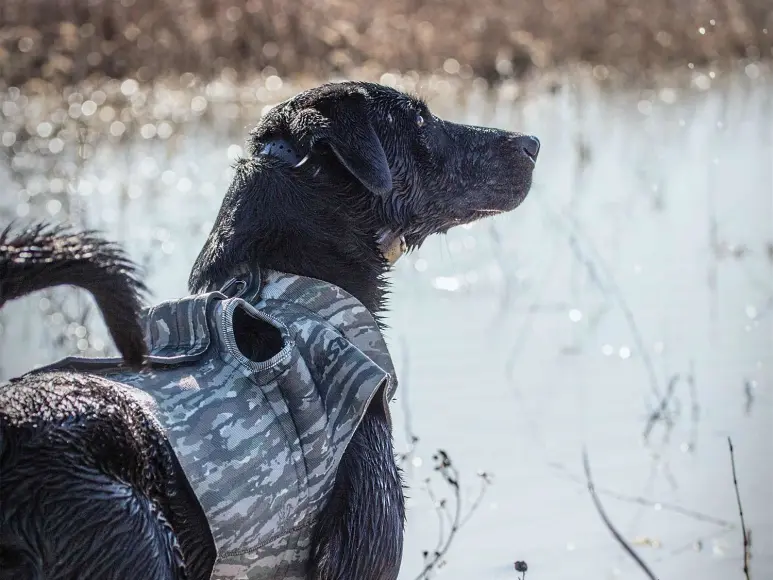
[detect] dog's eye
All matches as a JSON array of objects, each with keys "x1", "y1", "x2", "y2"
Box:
[{"x1": 416, "y1": 114, "x2": 425, "y2": 127}]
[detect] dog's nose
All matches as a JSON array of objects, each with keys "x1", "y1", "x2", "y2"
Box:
[{"x1": 517, "y1": 135, "x2": 540, "y2": 161}]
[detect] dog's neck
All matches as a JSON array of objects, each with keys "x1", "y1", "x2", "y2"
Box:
[{"x1": 188, "y1": 154, "x2": 392, "y2": 317}]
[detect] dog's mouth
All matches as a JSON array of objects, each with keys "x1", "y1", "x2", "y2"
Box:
[{"x1": 377, "y1": 229, "x2": 407, "y2": 264}]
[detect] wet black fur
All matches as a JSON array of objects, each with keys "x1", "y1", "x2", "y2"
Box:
[
  {"x1": 0, "y1": 373, "x2": 186, "y2": 580},
  {"x1": 189, "y1": 81, "x2": 538, "y2": 580},
  {"x1": 0, "y1": 222, "x2": 147, "y2": 367}
]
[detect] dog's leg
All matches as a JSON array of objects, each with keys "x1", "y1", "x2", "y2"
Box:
[{"x1": 310, "y1": 401, "x2": 405, "y2": 580}]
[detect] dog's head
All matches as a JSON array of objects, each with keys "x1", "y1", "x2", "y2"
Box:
[
  {"x1": 249, "y1": 81, "x2": 538, "y2": 254},
  {"x1": 190, "y1": 81, "x2": 538, "y2": 309}
]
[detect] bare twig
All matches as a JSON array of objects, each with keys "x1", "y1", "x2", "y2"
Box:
[
  {"x1": 537, "y1": 201, "x2": 666, "y2": 412},
  {"x1": 424, "y1": 479, "x2": 449, "y2": 554},
  {"x1": 564, "y1": 229, "x2": 664, "y2": 405},
  {"x1": 686, "y1": 361, "x2": 700, "y2": 451},
  {"x1": 396, "y1": 334, "x2": 420, "y2": 466},
  {"x1": 642, "y1": 373, "x2": 680, "y2": 441},
  {"x1": 743, "y1": 379, "x2": 756, "y2": 416},
  {"x1": 582, "y1": 449, "x2": 659, "y2": 580},
  {"x1": 654, "y1": 526, "x2": 736, "y2": 561},
  {"x1": 460, "y1": 472, "x2": 491, "y2": 527},
  {"x1": 414, "y1": 450, "x2": 491, "y2": 579},
  {"x1": 486, "y1": 220, "x2": 517, "y2": 328},
  {"x1": 727, "y1": 437, "x2": 752, "y2": 580},
  {"x1": 551, "y1": 461, "x2": 733, "y2": 528},
  {"x1": 414, "y1": 451, "x2": 462, "y2": 579},
  {"x1": 504, "y1": 244, "x2": 562, "y2": 382}
]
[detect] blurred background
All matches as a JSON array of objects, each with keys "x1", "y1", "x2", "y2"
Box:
[{"x1": 1, "y1": 1, "x2": 771, "y2": 579}]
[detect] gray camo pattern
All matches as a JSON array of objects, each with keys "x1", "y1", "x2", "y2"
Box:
[{"x1": 97, "y1": 269, "x2": 396, "y2": 579}]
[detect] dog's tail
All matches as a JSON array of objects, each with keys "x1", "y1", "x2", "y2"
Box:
[{"x1": 0, "y1": 222, "x2": 147, "y2": 368}]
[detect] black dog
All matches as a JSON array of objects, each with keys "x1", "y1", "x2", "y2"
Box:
[
  {"x1": 0, "y1": 81, "x2": 538, "y2": 580},
  {"x1": 189, "y1": 81, "x2": 538, "y2": 580}
]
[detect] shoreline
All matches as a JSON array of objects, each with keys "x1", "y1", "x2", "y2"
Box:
[
  {"x1": 1, "y1": 0, "x2": 770, "y2": 91},
  {"x1": 3, "y1": 60, "x2": 769, "y2": 104}
]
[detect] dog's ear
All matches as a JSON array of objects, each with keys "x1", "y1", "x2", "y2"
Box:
[{"x1": 296, "y1": 94, "x2": 393, "y2": 195}]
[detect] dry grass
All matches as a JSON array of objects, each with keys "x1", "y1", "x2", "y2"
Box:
[{"x1": 0, "y1": 0, "x2": 771, "y2": 88}]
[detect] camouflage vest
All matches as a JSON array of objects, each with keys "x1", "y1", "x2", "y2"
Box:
[{"x1": 41, "y1": 269, "x2": 396, "y2": 580}]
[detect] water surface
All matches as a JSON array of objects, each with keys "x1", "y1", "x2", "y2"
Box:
[{"x1": 1, "y1": 71, "x2": 771, "y2": 579}]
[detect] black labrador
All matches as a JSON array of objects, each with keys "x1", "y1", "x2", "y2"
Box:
[{"x1": 0, "y1": 81, "x2": 538, "y2": 580}]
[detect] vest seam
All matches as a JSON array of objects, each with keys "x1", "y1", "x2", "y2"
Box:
[{"x1": 219, "y1": 521, "x2": 316, "y2": 557}]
